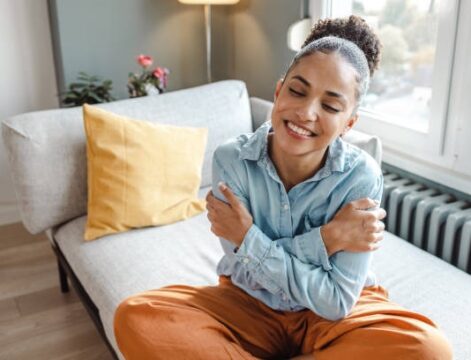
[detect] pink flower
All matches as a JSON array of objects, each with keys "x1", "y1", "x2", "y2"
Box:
[
  {"x1": 153, "y1": 67, "x2": 165, "y2": 78},
  {"x1": 153, "y1": 67, "x2": 170, "y2": 89},
  {"x1": 137, "y1": 54, "x2": 153, "y2": 68}
]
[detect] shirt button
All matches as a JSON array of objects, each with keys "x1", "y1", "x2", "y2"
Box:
[
  {"x1": 242, "y1": 258, "x2": 249, "y2": 264},
  {"x1": 282, "y1": 294, "x2": 288, "y2": 301},
  {"x1": 283, "y1": 204, "x2": 289, "y2": 210}
]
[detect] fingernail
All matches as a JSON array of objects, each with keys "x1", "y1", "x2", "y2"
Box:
[
  {"x1": 374, "y1": 200, "x2": 380, "y2": 205},
  {"x1": 218, "y1": 181, "x2": 227, "y2": 191}
]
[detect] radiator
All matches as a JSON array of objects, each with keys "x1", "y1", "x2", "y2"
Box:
[{"x1": 381, "y1": 169, "x2": 471, "y2": 274}]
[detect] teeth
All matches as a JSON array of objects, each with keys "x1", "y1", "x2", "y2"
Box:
[{"x1": 287, "y1": 121, "x2": 314, "y2": 136}]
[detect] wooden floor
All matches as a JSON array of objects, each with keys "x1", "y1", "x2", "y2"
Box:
[{"x1": 0, "y1": 222, "x2": 114, "y2": 360}]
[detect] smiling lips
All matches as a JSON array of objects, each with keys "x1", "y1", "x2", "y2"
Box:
[{"x1": 285, "y1": 120, "x2": 316, "y2": 138}]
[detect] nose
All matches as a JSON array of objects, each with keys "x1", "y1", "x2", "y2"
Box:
[{"x1": 295, "y1": 100, "x2": 319, "y2": 122}]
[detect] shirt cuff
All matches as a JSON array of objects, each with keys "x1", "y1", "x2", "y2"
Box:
[
  {"x1": 234, "y1": 224, "x2": 282, "y2": 294},
  {"x1": 235, "y1": 224, "x2": 272, "y2": 271},
  {"x1": 298, "y1": 227, "x2": 333, "y2": 271}
]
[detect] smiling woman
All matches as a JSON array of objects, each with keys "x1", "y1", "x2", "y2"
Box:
[
  {"x1": 113, "y1": 15, "x2": 453, "y2": 360},
  {"x1": 270, "y1": 50, "x2": 361, "y2": 189}
]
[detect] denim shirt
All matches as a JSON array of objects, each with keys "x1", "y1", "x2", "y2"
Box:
[{"x1": 211, "y1": 121, "x2": 383, "y2": 321}]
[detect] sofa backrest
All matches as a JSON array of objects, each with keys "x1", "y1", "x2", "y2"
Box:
[{"x1": 2, "y1": 80, "x2": 252, "y2": 234}]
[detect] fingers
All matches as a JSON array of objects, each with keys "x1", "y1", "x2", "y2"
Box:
[
  {"x1": 350, "y1": 197, "x2": 379, "y2": 211},
  {"x1": 368, "y1": 233, "x2": 383, "y2": 251},
  {"x1": 205, "y1": 190, "x2": 230, "y2": 210},
  {"x1": 373, "y1": 220, "x2": 385, "y2": 233},
  {"x1": 363, "y1": 219, "x2": 385, "y2": 232},
  {"x1": 359, "y1": 218, "x2": 385, "y2": 252},
  {"x1": 205, "y1": 191, "x2": 215, "y2": 211},
  {"x1": 373, "y1": 231, "x2": 384, "y2": 243},
  {"x1": 206, "y1": 211, "x2": 214, "y2": 222},
  {"x1": 359, "y1": 206, "x2": 387, "y2": 223},
  {"x1": 218, "y1": 182, "x2": 241, "y2": 209},
  {"x1": 343, "y1": 199, "x2": 386, "y2": 220},
  {"x1": 368, "y1": 243, "x2": 380, "y2": 251},
  {"x1": 373, "y1": 208, "x2": 387, "y2": 220},
  {"x1": 205, "y1": 190, "x2": 213, "y2": 202}
]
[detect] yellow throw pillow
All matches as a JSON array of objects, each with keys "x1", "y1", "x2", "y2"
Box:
[{"x1": 83, "y1": 104, "x2": 208, "y2": 241}]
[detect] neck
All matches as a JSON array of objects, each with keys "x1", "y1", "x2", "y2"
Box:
[{"x1": 268, "y1": 134, "x2": 327, "y2": 192}]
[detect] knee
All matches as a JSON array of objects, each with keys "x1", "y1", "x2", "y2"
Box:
[
  {"x1": 412, "y1": 325, "x2": 453, "y2": 360},
  {"x1": 114, "y1": 295, "x2": 181, "y2": 343},
  {"x1": 113, "y1": 298, "x2": 135, "y2": 341}
]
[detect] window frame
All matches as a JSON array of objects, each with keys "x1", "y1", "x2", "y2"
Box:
[{"x1": 322, "y1": 0, "x2": 460, "y2": 157}]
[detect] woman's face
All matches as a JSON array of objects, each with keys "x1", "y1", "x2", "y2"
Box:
[{"x1": 270, "y1": 51, "x2": 359, "y2": 159}]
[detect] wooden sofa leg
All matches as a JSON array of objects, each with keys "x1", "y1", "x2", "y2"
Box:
[{"x1": 58, "y1": 259, "x2": 70, "y2": 293}]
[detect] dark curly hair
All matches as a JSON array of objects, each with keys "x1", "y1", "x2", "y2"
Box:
[{"x1": 302, "y1": 15, "x2": 382, "y2": 77}]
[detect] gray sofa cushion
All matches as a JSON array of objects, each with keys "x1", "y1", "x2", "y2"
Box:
[
  {"x1": 372, "y1": 236, "x2": 471, "y2": 360},
  {"x1": 52, "y1": 186, "x2": 222, "y2": 360},
  {"x1": 2, "y1": 80, "x2": 252, "y2": 235},
  {"x1": 52, "y1": 189, "x2": 471, "y2": 359}
]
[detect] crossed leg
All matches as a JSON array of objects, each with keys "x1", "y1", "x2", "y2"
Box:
[
  {"x1": 114, "y1": 276, "x2": 293, "y2": 360},
  {"x1": 114, "y1": 279, "x2": 452, "y2": 360},
  {"x1": 289, "y1": 286, "x2": 453, "y2": 360}
]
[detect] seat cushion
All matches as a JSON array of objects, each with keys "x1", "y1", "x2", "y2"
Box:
[
  {"x1": 53, "y1": 193, "x2": 471, "y2": 359},
  {"x1": 373, "y1": 233, "x2": 471, "y2": 360},
  {"x1": 53, "y1": 186, "x2": 223, "y2": 359}
]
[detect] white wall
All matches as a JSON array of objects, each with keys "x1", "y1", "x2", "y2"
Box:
[{"x1": 0, "y1": 0, "x2": 58, "y2": 225}]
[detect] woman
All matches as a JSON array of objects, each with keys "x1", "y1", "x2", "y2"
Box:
[{"x1": 114, "y1": 16, "x2": 452, "y2": 359}]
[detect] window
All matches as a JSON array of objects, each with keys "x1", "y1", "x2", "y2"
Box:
[
  {"x1": 327, "y1": 0, "x2": 459, "y2": 157},
  {"x1": 352, "y1": 0, "x2": 439, "y2": 133}
]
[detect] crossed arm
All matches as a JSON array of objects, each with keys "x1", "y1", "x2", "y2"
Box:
[
  {"x1": 207, "y1": 182, "x2": 386, "y2": 255},
  {"x1": 206, "y1": 177, "x2": 386, "y2": 320}
]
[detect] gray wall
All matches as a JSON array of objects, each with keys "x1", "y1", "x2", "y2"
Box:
[
  {"x1": 51, "y1": 0, "x2": 234, "y2": 100},
  {"x1": 50, "y1": 0, "x2": 299, "y2": 102},
  {"x1": 231, "y1": 0, "x2": 299, "y2": 100},
  {"x1": 0, "y1": 0, "x2": 299, "y2": 226}
]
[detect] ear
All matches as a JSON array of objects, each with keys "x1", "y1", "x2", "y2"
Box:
[
  {"x1": 341, "y1": 114, "x2": 359, "y2": 136},
  {"x1": 274, "y1": 79, "x2": 284, "y2": 102}
]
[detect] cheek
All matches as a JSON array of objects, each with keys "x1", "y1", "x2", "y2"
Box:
[
  {"x1": 271, "y1": 105, "x2": 287, "y2": 127},
  {"x1": 273, "y1": 93, "x2": 293, "y2": 112},
  {"x1": 320, "y1": 117, "x2": 344, "y2": 135}
]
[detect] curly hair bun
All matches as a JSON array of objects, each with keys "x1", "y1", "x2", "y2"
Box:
[{"x1": 302, "y1": 15, "x2": 382, "y2": 76}]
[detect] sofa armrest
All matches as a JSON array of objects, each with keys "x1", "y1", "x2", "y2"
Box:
[
  {"x1": 250, "y1": 97, "x2": 272, "y2": 131},
  {"x1": 343, "y1": 130, "x2": 382, "y2": 166}
]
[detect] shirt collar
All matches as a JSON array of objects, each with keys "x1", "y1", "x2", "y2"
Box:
[
  {"x1": 239, "y1": 121, "x2": 356, "y2": 180},
  {"x1": 239, "y1": 121, "x2": 272, "y2": 161}
]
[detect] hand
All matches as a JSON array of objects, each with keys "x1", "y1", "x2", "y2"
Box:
[
  {"x1": 205, "y1": 182, "x2": 253, "y2": 247},
  {"x1": 321, "y1": 198, "x2": 386, "y2": 256}
]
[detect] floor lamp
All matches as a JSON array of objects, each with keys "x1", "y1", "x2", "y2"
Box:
[
  {"x1": 287, "y1": 0, "x2": 312, "y2": 52},
  {"x1": 179, "y1": 0, "x2": 239, "y2": 83}
]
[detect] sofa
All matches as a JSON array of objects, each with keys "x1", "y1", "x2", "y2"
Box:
[{"x1": 3, "y1": 80, "x2": 471, "y2": 360}]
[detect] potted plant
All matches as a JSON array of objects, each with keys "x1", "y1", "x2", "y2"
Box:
[{"x1": 61, "y1": 72, "x2": 115, "y2": 107}]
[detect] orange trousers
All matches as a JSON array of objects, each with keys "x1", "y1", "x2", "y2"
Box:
[{"x1": 114, "y1": 276, "x2": 452, "y2": 360}]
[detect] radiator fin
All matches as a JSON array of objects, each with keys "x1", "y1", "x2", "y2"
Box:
[{"x1": 383, "y1": 170, "x2": 471, "y2": 274}]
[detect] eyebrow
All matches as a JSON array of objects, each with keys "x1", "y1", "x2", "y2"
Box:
[
  {"x1": 292, "y1": 75, "x2": 310, "y2": 87},
  {"x1": 291, "y1": 75, "x2": 347, "y2": 103}
]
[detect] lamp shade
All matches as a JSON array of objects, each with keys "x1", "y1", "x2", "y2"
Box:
[
  {"x1": 287, "y1": 18, "x2": 312, "y2": 52},
  {"x1": 179, "y1": 0, "x2": 239, "y2": 4}
]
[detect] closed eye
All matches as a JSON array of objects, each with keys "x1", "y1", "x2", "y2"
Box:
[
  {"x1": 289, "y1": 88, "x2": 304, "y2": 97},
  {"x1": 323, "y1": 104, "x2": 340, "y2": 113}
]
